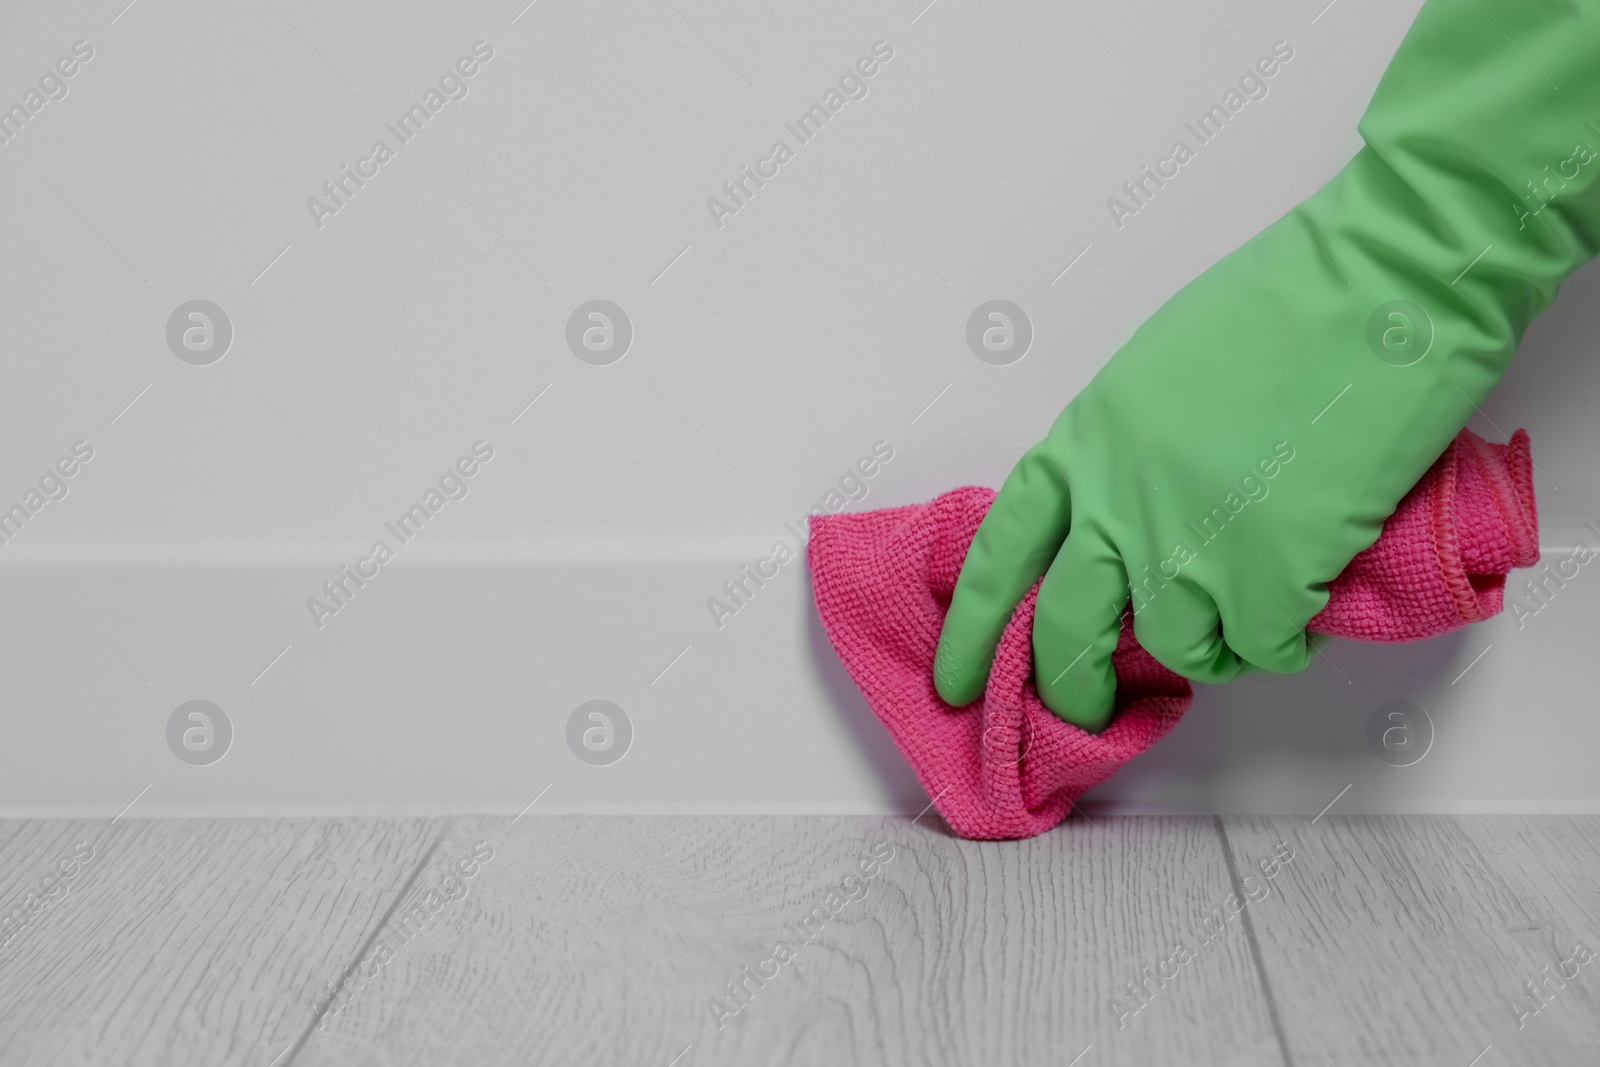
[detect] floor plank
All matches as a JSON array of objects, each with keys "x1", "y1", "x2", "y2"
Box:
[
  {"x1": 0, "y1": 816, "x2": 442, "y2": 1066},
  {"x1": 1221, "y1": 815, "x2": 1600, "y2": 1067},
  {"x1": 291, "y1": 814, "x2": 1282, "y2": 1067},
  {"x1": 13, "y1": 814, "x2": 1590, "y2": 1066}
]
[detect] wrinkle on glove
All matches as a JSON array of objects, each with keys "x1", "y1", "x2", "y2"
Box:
[{"x1": 808, "y1": 429, "x2": 1538, "y2": 840}]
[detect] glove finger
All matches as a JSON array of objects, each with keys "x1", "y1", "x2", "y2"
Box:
[
  {"x1": 935, "y1": 444, "x2": 1072, "y2": 706},
  {"x1": 1130, "y1": 576, "x2": 1250, "y2": 684},
  {"x1": 1033, "y1": 529, "x2": 1128, "y2": 733},
  {"x1": 1222, "y1": 579, "x2": 1325, "y2": 674}
]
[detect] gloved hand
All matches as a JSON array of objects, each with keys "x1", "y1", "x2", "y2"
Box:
[{"x1": 935, "y1": 0, "x2": 1600, "y2": 732}]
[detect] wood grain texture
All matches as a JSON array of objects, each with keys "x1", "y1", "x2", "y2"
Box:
[
  {"x1": 6, "y1": 815, "x2": 1595, "y2": 1067},
  {"x1": 291, "y1": 813, "x2": 1281, "y2": 1067},
  {"x1": 0, "y1": 816, "x2": 440, "y2": 1066},
  {"x1": 1221, "y1": 815, "x2": 1600, "y2": 1067}
]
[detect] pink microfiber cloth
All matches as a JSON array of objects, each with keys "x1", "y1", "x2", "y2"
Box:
[{"x1": 808, "y1": 429, "x2": 1539, "y2": 840}]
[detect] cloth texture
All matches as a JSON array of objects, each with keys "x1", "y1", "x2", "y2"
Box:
[{"x1": 808, "y1": 429, "x2": 1538, "y2": 840}]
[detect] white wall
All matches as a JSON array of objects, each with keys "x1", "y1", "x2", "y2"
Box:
[{"x1": 1, "y1": 0, "x2": 1595, "y2": 816}]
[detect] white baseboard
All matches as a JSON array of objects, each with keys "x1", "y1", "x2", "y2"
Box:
[{"x1": 1, "y1": 534, "x2": 1594, "y2": 817}]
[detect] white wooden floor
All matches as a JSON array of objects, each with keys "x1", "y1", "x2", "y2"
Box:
[{"x1": 0, "y1": 815, "x2": 1596, "y2": 1066}]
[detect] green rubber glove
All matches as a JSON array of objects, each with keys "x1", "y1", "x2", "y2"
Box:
[{"x1": 935, "y1": 0, "x2": 1600, "y2": 732}]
